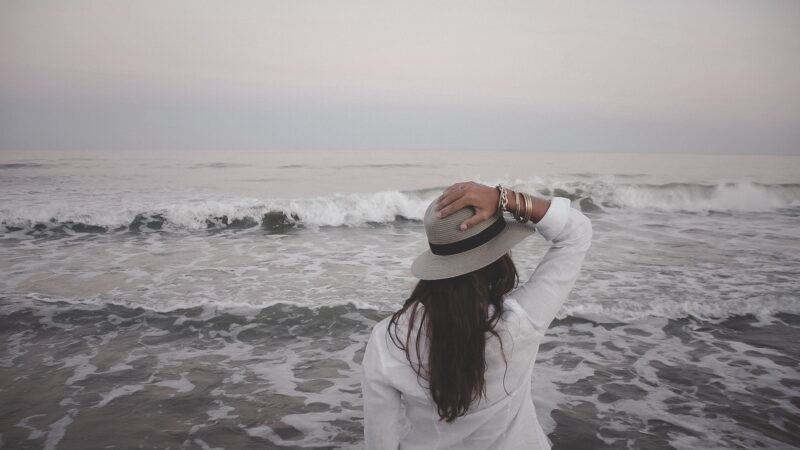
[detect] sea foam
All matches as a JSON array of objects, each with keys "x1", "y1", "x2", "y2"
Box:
[{"x1": 1, "y1": 180, "x2": 798, "y2": 233}]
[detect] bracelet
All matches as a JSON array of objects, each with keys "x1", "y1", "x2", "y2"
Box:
[
  {"x1": 524, "y1": 192, "x2": 533, "y2": 224},
  {"x1": 514, "y1": 190, "x2": 522, "y2": 221},
  {"x1": 516, "y1": 192, "x2": 529, "y2": 224},
  {"x1": 495, "y1": 185, "x2": 508, "y2": 216},
  {"x1": 514, "y1": 192, "x2": 525, "y2": 223}
]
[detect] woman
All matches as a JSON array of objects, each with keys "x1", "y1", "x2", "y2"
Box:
[{"x1": 361, "y1": 181, "x2": 593, "y2": 449}]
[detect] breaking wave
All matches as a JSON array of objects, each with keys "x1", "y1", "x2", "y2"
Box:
[{"x1": 1, "y1": 181, "x2": 798, "y2": 234}]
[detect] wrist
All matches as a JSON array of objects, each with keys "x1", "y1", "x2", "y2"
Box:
[
  {"x1": 494, "y1": 185, "x2": 508, "y2": 216},
  {"x1": 505, "y1": 189, "x2": 517, "y2": 213}
]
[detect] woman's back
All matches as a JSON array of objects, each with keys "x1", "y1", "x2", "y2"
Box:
[
  {"x1": 365, "y1": 297, "x2": 549, "y2": 449},
  {"x1": 362, "y1": 191, "x2": 593, "y2": 449}
]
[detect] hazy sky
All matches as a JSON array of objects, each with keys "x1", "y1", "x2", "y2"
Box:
[{"x1": 1, "y1": 0, "x2": 798, "y2": 153}]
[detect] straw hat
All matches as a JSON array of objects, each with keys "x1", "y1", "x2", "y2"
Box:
[{"x1": 411, "y1": 198, "x2": 535, "y2": 280}]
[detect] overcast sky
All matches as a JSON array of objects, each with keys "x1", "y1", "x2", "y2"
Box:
[{"x1": 1, "y1": 0, "x2": 798, "y2": 154}]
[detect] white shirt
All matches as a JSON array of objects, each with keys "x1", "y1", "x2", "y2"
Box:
[{"x1": 361, "y1": 197, "x2": 593, "y2": 450}]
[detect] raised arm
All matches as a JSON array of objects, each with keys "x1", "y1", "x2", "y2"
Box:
[
  {"x1": 504, "y1": 194, "x2": 592, "y2": 334},
  {"x1": 435, "y1": 182, "x2": 592, "y2": 334}
]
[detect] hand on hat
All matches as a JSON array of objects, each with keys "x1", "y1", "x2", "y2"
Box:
[{"x1": 435, "y1": 182, "x2": 500, "y2": 231}]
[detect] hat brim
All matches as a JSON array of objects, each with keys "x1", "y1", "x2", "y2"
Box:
[{"x1": 410, "y1": 219, "x2": 536, "y2": 280}]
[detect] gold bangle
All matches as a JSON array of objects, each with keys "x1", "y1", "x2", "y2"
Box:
[
  {"x1": 517, "y1": 192, "x2": 528, "y2": 224},
  {"x1": 524, "y1": 192, "x2": 533, "y2": 223},
  {"x1": 514, "y1": 190, "x2": 522, "y2": 220},
  {"x1": 517, "y1": 192, "x2": 528, "y2": 223}
]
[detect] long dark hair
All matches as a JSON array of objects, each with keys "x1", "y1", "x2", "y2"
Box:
[{"x1": 387, "y1": 253, "x2": 519, "y2": 423}]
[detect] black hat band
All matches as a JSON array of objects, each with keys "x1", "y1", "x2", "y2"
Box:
[{"x1": 428, "y1": 215, "x2": 506, "y2": 256}]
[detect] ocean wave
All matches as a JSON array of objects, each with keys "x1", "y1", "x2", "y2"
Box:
[
  {"x1": 0, "y1": 190, "x2": 431, "y2": 234},
  {"x1": 560, "y1": 294, "x2": 800, "y2": 323},
  {"x1": 8, "y1": 291, "x2": 799, "y2": 322},
  {"x1": 1, "y1": 181, "x2": 798, "y2": 234},
  {"x1": 603, "y1": 181, "x2": 800, "y2": 212},
  {"x1": 0, "y1": 162, "x2": 54, "y2": 169}
]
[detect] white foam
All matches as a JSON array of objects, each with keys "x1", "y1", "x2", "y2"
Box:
[
  {"x1": 0, "y1": 330, "x2": 32, "y2": 368},
  {"x1": 280, "y1": 190, "x2": 430, "y2": 226},
  {"x1": 562, "y1": 295, "x2": 800, "y2": 322},
  {"x1": 94, "y1": 384, "x2": 144, "y2": 408},
  {"x1": 606, "y1": 180, "x2": 800, "y2": 212},
  {"x1": 2, "y1": 178, "x2": 798, "y2": 231},
  {"x1": 206, "y1": 404, "x2": 238, "y2": 421},
  {"x1": 7, "y1": 285, "x2": 800, "y2": 323},
  {"x1": 58, "y1": 354, "x2": 98, "y2": 386},
  {"x1": 154, "y1": 373, "x2": 195, "y2": 394},
  {"x1": 43, "y1": 411, "x2": 76, "y2": 450},
  {"x1": 191, "y1": 438, "x2": 224, "y2": 450},
  {"x1": 535, "y1": 317, "x2": 800, "y2": 449},
  {"x1": 0, "y1": 189, "x2": 431, "y2": 230},
  {"x1": 108, "y1": 363, "x2": 134, "y2": 372},
  {"x1": 15, "y1": 414, "x2": 46, "y2": 440}
]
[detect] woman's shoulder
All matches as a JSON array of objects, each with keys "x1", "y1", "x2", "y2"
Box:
[
  {"x1": 364, "y1": 313, "x2": 426, "y2": 380},
  {"x1": 372, "y1": 303, "x2": 427, "y2": 335},
  {"x1": 370, "y1": 315, "x2": 394, "y2": 339},
  {"x1": 367, "y1": 312, "x2": 409, "y2": 349},
  {"x1": 500, "y1": 297, "x2": 539, "y2": 337}
]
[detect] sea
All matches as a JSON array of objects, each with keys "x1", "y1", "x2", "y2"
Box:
[{"x1": 1, "y1": 150, "x2": 799, "y2": 450}]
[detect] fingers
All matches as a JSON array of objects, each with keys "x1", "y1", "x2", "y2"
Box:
[
  {"x1": 435, "y1": 194, "x2": 453, "y2": 211},
  {"x1": 433, "y1": 181, "x2": 493, "y2": 230},
  {"x1": 437, "y1": 196, "x2": 469, "y2": 218},
  {"x1": 439, "y1": 183, "x2": 462, "y2": 201},
  {"x1": 440, "y1": 182, "x2": 467, "y2": 197},
  {"x1": 460, "y1": 211, "x2": 489, "y2": 231},
  {"x1": 436, "y1": 184, "x2": 467, "y2": 211}
]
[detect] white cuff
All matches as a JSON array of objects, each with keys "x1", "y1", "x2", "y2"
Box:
[{"x1": 533, "y1": 197, "x2": 571, "y2": 242}]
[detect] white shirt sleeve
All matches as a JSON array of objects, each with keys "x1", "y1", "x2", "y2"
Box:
[
  {"x1": 361, "y1": 323, "x2": 404, "y2": 450},
  {"x1": 507, "y1": 196, "x2": 593, "y2": 335}
]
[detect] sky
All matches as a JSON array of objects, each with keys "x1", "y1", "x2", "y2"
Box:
[{"x1": 0, "y1": 0, "x2": 798, "y2": 154}]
